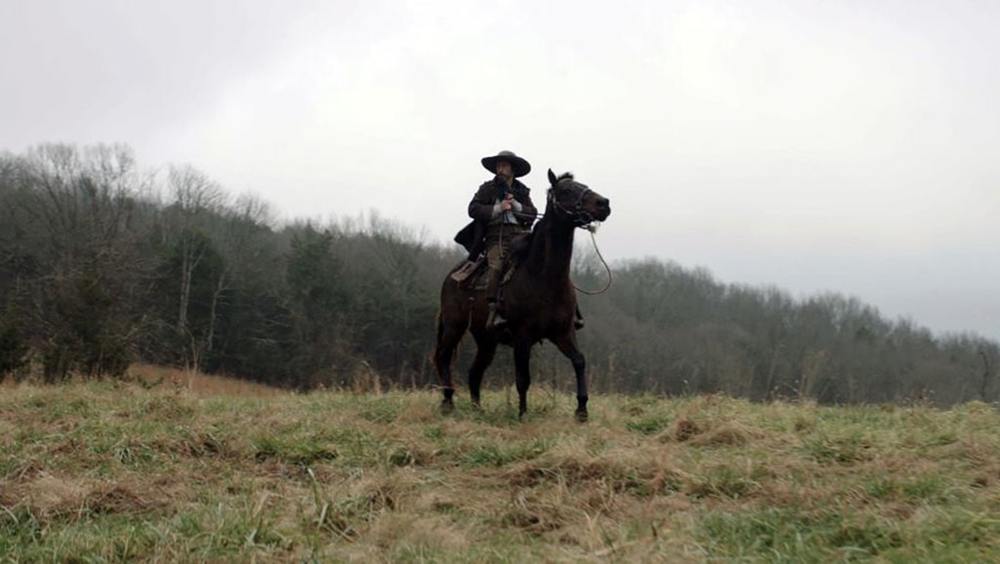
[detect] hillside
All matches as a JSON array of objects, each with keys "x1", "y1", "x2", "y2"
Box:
[
  {"x1": 2, "y1": 144, "x2": 999, "y2": 405},
  {"x1": 2, "y1": 374, "x2": 1000, "y2": 561}
]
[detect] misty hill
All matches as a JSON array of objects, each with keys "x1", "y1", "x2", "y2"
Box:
[{"x1": 1, "y1": 143, "x2": 997, "y2": 405}]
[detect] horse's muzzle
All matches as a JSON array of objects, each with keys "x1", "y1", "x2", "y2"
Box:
[{"x1": 595, "y1": 197, "x2": 611, "y2": 221}]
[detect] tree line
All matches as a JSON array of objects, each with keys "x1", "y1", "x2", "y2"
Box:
[{"x1": 0, "y1": 143, "x2": 995, "y2": 405}]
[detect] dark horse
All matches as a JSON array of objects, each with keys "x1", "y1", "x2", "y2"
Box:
[{"x1": 434, "y1": 169, "x2": 612, "y2": 421}]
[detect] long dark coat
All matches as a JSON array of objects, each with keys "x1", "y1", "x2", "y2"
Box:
[{"x1": 454, "y1": 177, "x2": 538, "y2": 259}]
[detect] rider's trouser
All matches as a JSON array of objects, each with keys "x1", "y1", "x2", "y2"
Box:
[{"x1": 484, "y1": 223, "x2": 526, "y2": 302}]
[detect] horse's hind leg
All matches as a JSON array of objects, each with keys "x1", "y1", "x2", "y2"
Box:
[
  {"x1": 468, "y1": 332, "x2": 497, "y2": 408},
  {"x1": 434, "y1": 313, "x2": 468, "y2": 414},
  {"x1": 514, "y1": 341, "x2": 532, "y2": 419},
  {"x1": 552, "y1": 332, "x2": 588, "y2": 422}
]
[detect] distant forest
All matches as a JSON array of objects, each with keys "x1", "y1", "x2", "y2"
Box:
[{"x1": 1, "y1": 144, "x2": 996, "y2": 405}]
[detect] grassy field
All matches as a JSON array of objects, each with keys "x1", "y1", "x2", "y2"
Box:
[{"x1": 2, "y1": 368, "x2": 1000, "y2": 562}]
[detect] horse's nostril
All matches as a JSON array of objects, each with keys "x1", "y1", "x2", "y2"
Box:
[{"x1": 599, "y1": 197, "x2": 610, "y2": 208}]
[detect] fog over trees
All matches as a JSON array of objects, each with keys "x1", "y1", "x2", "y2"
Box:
[{"x1": 1, "y1": 144, "x2": 996, "y2": 405}]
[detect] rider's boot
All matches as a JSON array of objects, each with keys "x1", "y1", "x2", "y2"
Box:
[{"x1": 574, "y1": 304, "x2": 585, "y2": 330}]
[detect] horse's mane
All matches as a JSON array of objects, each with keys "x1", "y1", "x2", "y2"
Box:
[{"x1": 556, "y1": 171, "x2": 574, "y2": 182}]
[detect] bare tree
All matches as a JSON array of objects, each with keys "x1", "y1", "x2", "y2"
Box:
[
  {"x1": 165, "y1": 165, "x2": 224, "y2": 347},
  {"x1": 203, "y1": 193, "x2": 273, "y2": 355}
]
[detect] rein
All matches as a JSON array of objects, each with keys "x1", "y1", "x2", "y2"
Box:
[{"x1": 574, "y1": 226, "x2": 613, "y2": 295}]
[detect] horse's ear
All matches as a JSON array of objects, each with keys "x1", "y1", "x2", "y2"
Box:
[{"x1": 547, "y1": 168, "x2": 558, "y2": 186}]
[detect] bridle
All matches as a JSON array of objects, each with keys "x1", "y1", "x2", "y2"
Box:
[
  {"x1": 547, "y1": 181, "x2": 595, "y2": 228},
  {"x1": 546, "y1": 180, "x2": 613, "y2": 294}
]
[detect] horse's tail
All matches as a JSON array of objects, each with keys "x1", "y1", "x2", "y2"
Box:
[{"x1": 433, "y1": 308, "x2": 443, "y2": 354}]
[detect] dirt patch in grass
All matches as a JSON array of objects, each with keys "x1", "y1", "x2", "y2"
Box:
[
  {"x1": 672, "y1": 417, "x2": 701, "y2": 442},
  {"x1": 81, "y1": 484, "x2": 162, "y2": 515},
  {"x1": 7, "y1": 474, "x2": 167, "y2": 522},
  {"x1": 689, "y1": 422, "x2": 765, "y2": 447}
]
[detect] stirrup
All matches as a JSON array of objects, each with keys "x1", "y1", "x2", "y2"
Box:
[
  {"x1": 492, "y1": 313, "x2": 508, "y2": 330},
  {"x1": 486, "y1": 302, "x2": 507, "y2": 329}
]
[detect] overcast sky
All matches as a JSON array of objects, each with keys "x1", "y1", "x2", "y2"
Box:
[{"x1": 2, "y1": 0, "x2": 998, "y2": 339}]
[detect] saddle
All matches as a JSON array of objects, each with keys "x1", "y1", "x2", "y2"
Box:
[
  {"x1": 449, "y1": 254, "x2": 515, "y2": 291},
  {"x1": 449, "y1": 233, "x2": 532, "y2": 291}
]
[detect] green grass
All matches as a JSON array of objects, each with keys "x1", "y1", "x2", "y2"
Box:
[
  {"x1": 461, "y1": 438, "x2": 551, "y2": 467},
  {"x1": 1, "y1": 381, "x2": 999, "y2": 561}
]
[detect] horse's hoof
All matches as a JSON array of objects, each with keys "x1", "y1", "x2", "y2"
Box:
[
  {"x1": 575, "y1": 410, "x2": 589, "y2": 423},
  {"x1": 471, "y1": 401, "x2": 483, "y2": 411},
  {"x1": 440, "y1": 401, "x2": 454, "y2": 415}
]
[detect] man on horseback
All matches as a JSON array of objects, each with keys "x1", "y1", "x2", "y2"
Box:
[
  {"x1": 454, "y1": 150, "x2": 537, "y2": 328},
  {"x1": 438, "y1": 166, "x2": 611, "y2": 420}
]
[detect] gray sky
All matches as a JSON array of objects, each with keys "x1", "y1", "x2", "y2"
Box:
[{"x1": 2, "y1": 0, "x2": 998, "y2": 339}]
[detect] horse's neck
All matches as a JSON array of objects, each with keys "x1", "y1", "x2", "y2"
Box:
[{"x1": 526, "y1": 211, "x2": 575, "y2": 282}]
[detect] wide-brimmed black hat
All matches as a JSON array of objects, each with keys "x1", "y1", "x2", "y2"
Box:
[{"x1": 481, "y1": 150, "x2": 531, "y2": 178}]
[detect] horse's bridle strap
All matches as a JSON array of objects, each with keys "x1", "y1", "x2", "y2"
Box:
[{"x1": 548, "y1": 184, "x2": 594, "y2": 227}]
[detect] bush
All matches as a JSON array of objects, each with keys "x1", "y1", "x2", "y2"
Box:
[{"x1": 0, "y1": 318, "x2": 29, "y2": 378}]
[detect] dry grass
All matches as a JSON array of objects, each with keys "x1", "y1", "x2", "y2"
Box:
[
  {"x1": 126, "y1": 363, "x2": 285, "y2": 397},
  {"x1": 2, "y1": 375, "x2": 1000, "y2": 562}
]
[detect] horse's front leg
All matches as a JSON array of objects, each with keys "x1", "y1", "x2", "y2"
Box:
[
  {"x1": 552, "y1": 332, "x2": 588, "y2": 422},
  {"x1": 514, "y1": 341, "x2": 532, "y2": 419}
]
